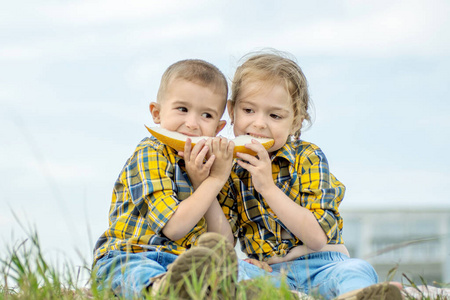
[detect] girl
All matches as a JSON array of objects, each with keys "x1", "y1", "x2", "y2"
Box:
[{"x1": 219, "y1": 51, "x2": 402, "y2": 300}]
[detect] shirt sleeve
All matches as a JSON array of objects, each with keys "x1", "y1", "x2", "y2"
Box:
[
  {"x1": 218, "y1": 173, "x2": 239, "y2": 237},
  {"x1": 125, "y1": 145, "x2": 179, "y2": 235},
  {"x1": 298, "y1": 147, "x2": 345, "y2": 242}
]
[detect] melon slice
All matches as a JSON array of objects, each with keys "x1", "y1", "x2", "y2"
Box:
[{"x1": 145, "y1": 125, "x2": 274, "y2": 157}]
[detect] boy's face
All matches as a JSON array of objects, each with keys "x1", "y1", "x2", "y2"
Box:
[
  {"x1": 229, "y1": 81, "x2": 294, "y2": 153},
  {"x1": 150, "y1": 79, "x2": 226, "y2": 137}
]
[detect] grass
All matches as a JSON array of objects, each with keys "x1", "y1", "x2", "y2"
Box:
[{"x1": 0, "y1": 230, "x2": 448, "y2": 300}]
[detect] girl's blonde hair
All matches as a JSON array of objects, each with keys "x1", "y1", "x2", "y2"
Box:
[{"x1": 230, "y1": 51, "x2": 312, "y2": 140}]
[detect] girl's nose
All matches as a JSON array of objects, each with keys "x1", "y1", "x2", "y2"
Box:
[{"x1": 253, "y1": 114, "x2": 267, "y2": 129}]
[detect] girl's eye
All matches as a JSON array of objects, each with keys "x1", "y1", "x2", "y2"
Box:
[
  {"x1": 243, "y1": 108, "x2": 253, "y2": 114},
  {"x1": 177, "y1": 107, "x2": 188, "y2": 112},
  {"x1": 270, "y1": 114, "x2": 282, "y2": 120},
  {"x1": 201, "y1": 112, "x2": 212, "y2": 118}
]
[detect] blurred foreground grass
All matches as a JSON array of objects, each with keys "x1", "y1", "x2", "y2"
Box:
[{"x1": 1, "y1": 229, "x2": 448, "y2": 300}]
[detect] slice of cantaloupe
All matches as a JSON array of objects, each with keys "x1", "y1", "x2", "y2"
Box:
[{"x1": 145, "y1": 125, "x2": 274, "y2": 157}]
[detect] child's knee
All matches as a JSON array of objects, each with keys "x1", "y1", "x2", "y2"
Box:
[{"x1": 340, "y1": 259, "x2": 378, "y2": 282}]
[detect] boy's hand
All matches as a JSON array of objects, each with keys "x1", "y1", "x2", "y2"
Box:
[
  {"x1": 243, "y1": 258, "x2": 273, "y2": 272},
  {"x1": 208, "y1": 137, "x2": 234, "y2": 183},
  {"x1": 236, "y1": 139, "x2": 274, "y2": 195},
  {"x1": 182, "y1": 138, "x2": 215, "y2": 190}
]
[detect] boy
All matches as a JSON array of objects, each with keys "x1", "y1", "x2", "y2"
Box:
[{"x1": 93, "y1": 59, "x2": 237, "y2": 299}]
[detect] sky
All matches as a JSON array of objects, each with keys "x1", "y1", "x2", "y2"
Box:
[{"x1": 1, "y1": 0, "x2": 449, "y2": 277}]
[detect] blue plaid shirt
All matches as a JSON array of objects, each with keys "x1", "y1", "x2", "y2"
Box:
[
  {"x1": 93, "y1": 137, "x2": 206, "y2": 264},
  {"x1": 219, "y1": 140, "x2": 345, "y2": 261}
]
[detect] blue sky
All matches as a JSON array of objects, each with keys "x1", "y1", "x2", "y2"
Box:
[{"x1": 1, "y1": 0, "x2": 449, "y2": 268}]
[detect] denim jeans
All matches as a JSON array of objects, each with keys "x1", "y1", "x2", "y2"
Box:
[
  {"x1": 238, "y1": 251, "x2": 378, "y2": 299},
  {"x1": 94, "y1": 250, "x2": 178, "y2": 299}
]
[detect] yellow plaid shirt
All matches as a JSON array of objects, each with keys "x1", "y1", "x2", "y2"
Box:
[
  {"x1": 93, "y1": 137, "x2": 206, "y2": 264},
  {"x1": 219, "y1": 140, "x2": 345, "y2": 261}
]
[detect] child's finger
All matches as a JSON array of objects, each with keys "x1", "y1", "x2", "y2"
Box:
[
  {"x1": 205, "y1": 138, "x2": 213, "y2": 157},
  {"x1": 227, "y1": 140, "x2": 235, "y2": 156},
  {"x1": 247, "y1": 139, "x2": 270, "y2": 160},
  {"x1": 190, "y1": 139, "x2": 206, "y2": 159},
  {"x1": 236, "y1": 152, "x2": 259, "y2": 166},
  {"x1": 183, "y1": 138, "x2": 192, "y2": 161},
  {"x1": 244, "y1": 139, "x2": 265, "y2": 152},
  {"x1": 194, "y1": 144, "x2": 209, "y2": 166},
  {"x1": 212, "y1": 136, "x2": 227, "y2": 153},
  {"x1": 220, "y1": 137, "x2": 229, "y2": 152},
  {"x1": 236, "y1": 158, "x2": 254, "y2": 173},
  {"x1": 244, "y1": 258, "x2": 273, "y2": 272},
  {"x1": 203, "y1": 154, "x2": 215, "y2": 170}
]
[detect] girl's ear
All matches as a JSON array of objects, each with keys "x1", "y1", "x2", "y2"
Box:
[
  {"x1": 227, "y1": 100, "x2": 235, "y2": 124},
  {"x1": 149, "y1": 102, "x2": 161, "y2": 124},
  {"x1": 215, "y1": 120, "x2": 226, "y2": 135},
  {"x1": 290, "y1": 117, "x2": 304, "y2": 135}
]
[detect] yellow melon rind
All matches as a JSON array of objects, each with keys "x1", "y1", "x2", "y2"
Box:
[{"x1": 145, "y1": 125, "x2": 274, "y2": 157}]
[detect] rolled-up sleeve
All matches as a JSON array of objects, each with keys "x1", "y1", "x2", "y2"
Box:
[
  {"x1": 298, "y1": 148, "x2": 345, "y2": 243},
  {"x1": 126, "y1": 146, "x2": 179, "y2": 234},
  {"x1": 218, "y1": 174, "x2": 240, "y2": 236}
]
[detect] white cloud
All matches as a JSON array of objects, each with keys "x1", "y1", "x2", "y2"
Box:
[
  {"x1": 3, "y1": 1, "x2": 448, "y2": 63},
  {"x1": 230, "y1": 0, "x2": 450, "y2": 57},
  {"x1": 40, "y1": 0, "x2": 193, "y2": 25},
  {"x1": 0, "y1": 17, "x2": 222, "y2": 62}
]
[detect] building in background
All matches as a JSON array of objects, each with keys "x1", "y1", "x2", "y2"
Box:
[
  {"x1": 234, "y1": 209, "x2": 450, "y2": 285},
  {"x1": 341, "y1": 209, "x2": 450, "y2": 285}
]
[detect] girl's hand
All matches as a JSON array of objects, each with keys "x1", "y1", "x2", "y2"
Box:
[
  {"x1": 236, "y1": 139, "x2": 274, "y2": 195},
  {"x1": 209, "y1": 137, "x2": 234, "y2": 183},
  {"x1": 182, "y1": 138, "x2": 215, "y2": 190},
  {"x1": 243, "y1": 258, "x2": 273, "y2": 272}
]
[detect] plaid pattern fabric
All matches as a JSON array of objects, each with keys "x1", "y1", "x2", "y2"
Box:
[
  {"x1": 219, "y1": 140, "x2": 345, "y2": 261},
  {"x1": 93, "y1": 137, "x2": 206, "y2": 264}
]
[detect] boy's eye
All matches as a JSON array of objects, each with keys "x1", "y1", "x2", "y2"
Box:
[
  {"x1": 243, "y1": 108, "x2": 253, "y2": 114},
  {"x1": 201, "y1": 112, "x2": 212, "y2": 118},
  {"x1": 177, "y1": 107, "x2": 188, "y2": 112}
]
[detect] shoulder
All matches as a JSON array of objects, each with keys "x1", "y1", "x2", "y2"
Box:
[
  {"x1": 288, "y1": 140, "x2": 330, "y2": 167},
  {"x1": 284, "y1": 140, "x2": 326, "y2": 159},
  {"x1": 290, "y1": 138, "x2": 323, "y2": 153},
  {"x1": 127, "y1": 137, "x2": 179, "y2": 166}
]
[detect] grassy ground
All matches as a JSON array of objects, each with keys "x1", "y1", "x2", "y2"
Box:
[{"x1": 1, "y1": 230, "x2": 448, "y2": 300}]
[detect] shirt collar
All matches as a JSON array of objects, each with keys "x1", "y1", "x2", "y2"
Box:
[
  {"x1": 271, "y1": 142, "x2": 296, "y2": 166},
  {"x1": 149, "y1": 136, "x2": 183, "y2": 164}
]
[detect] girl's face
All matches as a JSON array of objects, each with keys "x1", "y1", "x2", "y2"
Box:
[{"x1": 229, "y1": 81, "x2": 295, "y2": 153}]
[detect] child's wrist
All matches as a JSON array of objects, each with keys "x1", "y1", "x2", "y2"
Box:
[
  {"x1": 257, "y1": 182, "x2": 278, "y2": 198},
  {"x1": 203, "y1": 176, "x2": 226, "y2": 189}
]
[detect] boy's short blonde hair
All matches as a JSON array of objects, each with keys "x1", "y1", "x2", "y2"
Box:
[
  {"x1": 230, "y1": 51, "x2": 311, "y2": 140},
  {"x1": 157, "y1": 59, "x2": 228, "y2": 108}
]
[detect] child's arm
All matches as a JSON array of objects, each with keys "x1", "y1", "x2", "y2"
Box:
[
  {"x1": 203, "y1": 137, "x2": 234, "y2": 243},
  {"x1": 236, "y1": 140, "x2": 327, "y2": 251},
  {"x1": 180, "y1": 137, "x2": 234, "y2": 242},
  {"x1": 162, "y1": 137, "x2": 234, "y2": 242}
]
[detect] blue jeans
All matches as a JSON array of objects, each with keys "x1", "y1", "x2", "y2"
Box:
[
  {"x1": 238, "y1": 251, "x2": 378, "y2": 299},
  {"x1": 94, "y1": 250, "x2": 178, "y2": 299}
]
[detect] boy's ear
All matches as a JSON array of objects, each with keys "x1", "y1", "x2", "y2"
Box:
[
  {"x1": 227, "y1": 100, "x2": 235, "y2": 124},
  {"x1": 149, "y1": 102, "x2": 161, "y2": 124},
  {"x1": 215, "y1": 120, "x2": 226, "y2": 135}
]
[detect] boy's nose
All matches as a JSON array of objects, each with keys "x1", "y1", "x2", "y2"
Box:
[{"x1": 185, "y1": 115, "x2": 199, "y2": 129}]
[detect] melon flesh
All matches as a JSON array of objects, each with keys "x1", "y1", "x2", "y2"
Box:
[{"x1": 145, "y1": 126, "x2": 274, "y2": 157}]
